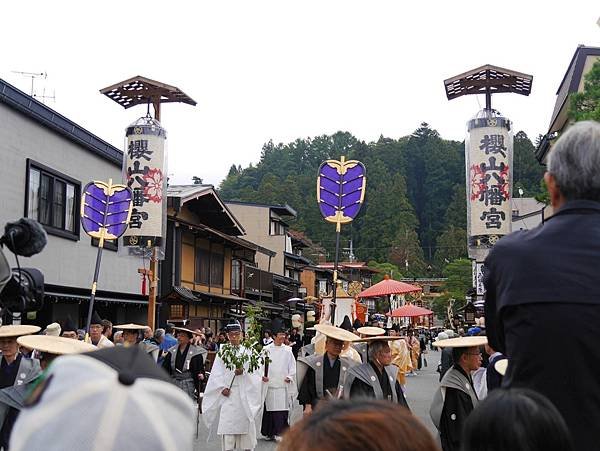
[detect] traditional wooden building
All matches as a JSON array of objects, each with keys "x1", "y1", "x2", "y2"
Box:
[
  {"x1": 159, "y1": 185, "x2": 279, "y2": 332},
  {"x1": 299, "y1": 265, "x2": 336, "y2": 299},
  {"x1": 315, "y1": 262, "x2": 378, "y2": 292},
  {"x1": 224, "y1": 201, "x2": 311, "y2": 303}
]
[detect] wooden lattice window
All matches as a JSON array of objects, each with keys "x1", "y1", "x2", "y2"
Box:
[{"x1": 170, "y1": 304, "x2": 184, "y2": 319}]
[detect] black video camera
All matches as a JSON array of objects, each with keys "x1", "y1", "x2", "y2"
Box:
[{"x1": 0, "y1": 218, "x2": 47, "y2": 313}]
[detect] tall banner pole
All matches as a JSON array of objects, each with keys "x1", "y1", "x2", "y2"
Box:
[
  {"x1": 85, "y1": 238, "x2": 104, "y2": 336},
  {"x1": 331, "y1": 221, "x2": 341, "y2": 324},
  {"x1": 100, "y1": 77, "x2": 197, "y2": 331},
  {"x1": 443, "y1": 65, "x2": 532, "y2": 313},
  {"x1": 317, "y1": 156, "x2": 366, "y2": 327},
  {"x1": 80, "y1": 179, "x2": 133, "y2": 339},
  {"x1": 148, "y1": 246, "x2": 158, "y2": 329}
]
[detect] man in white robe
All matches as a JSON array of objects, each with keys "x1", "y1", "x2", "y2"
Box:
[
  {"x1": 260, "y1": 322, "x2": 296, "y2": 441},
  {"x1": 203, "y1": 322, "x2": 262, "y2": 451}
]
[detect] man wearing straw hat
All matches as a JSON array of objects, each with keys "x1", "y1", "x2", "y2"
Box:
[
  {"x1": 297, "y1": 324, "x2": 359, "y2": 416},
  {"x1": 344, "y1": 335, "x2": 409, "y2": 408},
  {"x1": 355, "y1": 326, "x2": 385, "y2": 363},
  {"x1": 162, "y1": 326, "x2": 207, "y2": 399},
  {"x1": 114, "y1": 323, "x2": 161, "y2": 362},
  {"x1": 430, "y1": 335, "x2": 486, "y2": 451},
  {"x1": 0, "y1": 325, "x2": 41, "y2": 449}
]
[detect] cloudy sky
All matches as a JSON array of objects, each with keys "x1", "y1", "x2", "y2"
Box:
[{"x1": 1, "y1": 2, "x2": 598, "y2": 186}]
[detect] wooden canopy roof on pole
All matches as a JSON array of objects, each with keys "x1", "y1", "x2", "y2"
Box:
[
  {"x1": 443, "y1": 64, "x2": 533, "y2": 110},
  {"x1": 444, "y1": 64, "x2": 533, "y2": 100},
  {"x1": 99, "y1": 75, "x2": 197, "y2": 120}
]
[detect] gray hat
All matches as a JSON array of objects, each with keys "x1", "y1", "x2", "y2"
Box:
[{"x1": 10, "y1": 346, "x2": 194, "y2": 450}]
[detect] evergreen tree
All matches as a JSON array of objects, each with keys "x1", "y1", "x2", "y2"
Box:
[
  {"x1": 217, "y1": 126, "x2": 543, "y2": 276},
  {"x1": 368, "y1": 261, "x2": 403, "y2": 283},
  {"x1": 569, "y1": 59, "x2": 600, "y2": 122},
  {"x1": 513, "y1": 131, "x2": 545, "y2": 197},
  {"x1": 432, "y1": 258, "x2": 472, "y2": 319}
]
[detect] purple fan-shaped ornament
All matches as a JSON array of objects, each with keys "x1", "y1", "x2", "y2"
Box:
[
  {"x1": 317, "y1": 159, "x2": 366, "y2": 225},
  {"x1": 81, "y1": 181, "x2": 132, "y2": 240}
]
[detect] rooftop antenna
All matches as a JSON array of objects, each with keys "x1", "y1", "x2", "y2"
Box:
[
  {"x1": 11, "y1": 71, "x2": 47, "y2": 96},
  {"x1": 33, "y1": 87, "x2": 56, "y2": 104}
]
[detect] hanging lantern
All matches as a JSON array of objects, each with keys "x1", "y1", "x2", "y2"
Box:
[
  {"x1": 465, "y1": 110, "x2": 513, "y2": 262},
  {"x1": 121, "y1": 116, "x2": 167, "y2": 256}
]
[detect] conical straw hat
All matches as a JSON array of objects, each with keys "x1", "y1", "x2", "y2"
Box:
[
  {"x1": 173, "y1": 327, "x2": 203, "y2": 336},
  {"x1": 313, "y1": 324, "x2": 359, "y2": 342},
  {"x1": 353, "y1": 336, "x2": 404, "y2": 343},
  {"x1": 17, "y1": 335, "x2": 97, "y2": 355},
  {"x1": 356, "y1": 326, "x2": 385, "y2": 336},
  {"x1": 114, "y1": 323, "x2": 148, "y2": 330},
  {"x1": 0, "y1": 325, "x2": 41, "y2": 338},
  {"x1": 432, "y1": 336, "x2": 487, "y2": 348}
]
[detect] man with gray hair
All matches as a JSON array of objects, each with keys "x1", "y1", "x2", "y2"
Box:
[
  {"x1": 484, "y1": 121, "x2": 600, "y2": 451},
  {"x1": 344, "y1": 336, "x2": 409, "y2": 408}
]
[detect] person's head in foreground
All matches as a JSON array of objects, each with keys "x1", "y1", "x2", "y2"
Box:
[
  {"x1": 279, "y1": 399, "x2": 439, "y2": 451},
  {"x1": 546, "y1": 120, "x2": 600, "y2": 208},
  {"x1": 462, "y1": 388, "x2": 573, "y2": 451},
  {"x1": 9, "y1": 346, "x2": 195, "y2": 451}
]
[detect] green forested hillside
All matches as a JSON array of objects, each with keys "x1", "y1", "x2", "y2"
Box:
[{"x1": 218, "y1": 124, "x2": 543, "y2": 276}]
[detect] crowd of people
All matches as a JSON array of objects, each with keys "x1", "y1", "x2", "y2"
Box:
[{"x1": 0, "y1": 121, "x2": 598, "y2": 450}]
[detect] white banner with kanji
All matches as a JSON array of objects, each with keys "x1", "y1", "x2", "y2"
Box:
[
  {"x1": 468, "y1": 126, "x2": 512, "y2": 237},
  {"x1": 122, "y1": 128, "x2": 166, "y2": 244}
]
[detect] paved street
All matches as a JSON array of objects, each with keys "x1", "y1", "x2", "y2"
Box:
[{"x1": 194, "y1": 349, "x2": 441, "y2": 450}]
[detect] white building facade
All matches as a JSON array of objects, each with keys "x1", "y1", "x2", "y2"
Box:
[{"x1": 0, "y1": 78, "x2": 146, "y2": 328}]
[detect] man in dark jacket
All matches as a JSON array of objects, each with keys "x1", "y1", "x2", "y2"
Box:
[
  {"x1": 344, "y1": 337, "x2": 410, "y2": 409},
  {"x1": 484, "y1": 121, "x2": 600, "y2": 451},
  {"x1": 430, "y1": 336, "x2": 486, "y2": 451}
]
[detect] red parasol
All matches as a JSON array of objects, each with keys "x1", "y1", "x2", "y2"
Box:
[
  {"x1": 358, "y1": 275, "x2": 422, "y2": 298},
  {"x1": 386, "y1": 304, "x2": 433, "y2": 318}
]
